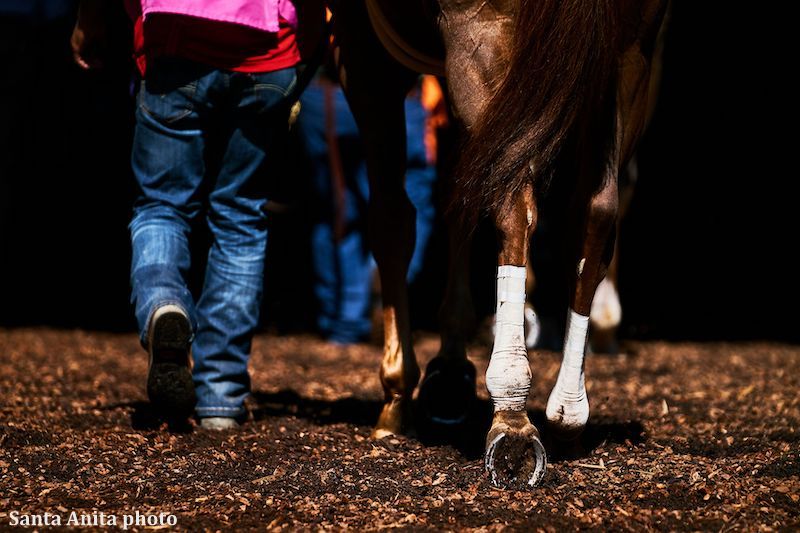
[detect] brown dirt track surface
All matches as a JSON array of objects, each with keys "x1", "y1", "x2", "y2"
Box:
[{"x1": 0, "y1": 328, "x2": 798, "y2": 531}]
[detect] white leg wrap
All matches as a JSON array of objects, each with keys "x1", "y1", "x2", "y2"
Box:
[
  {"x1": 486, "y1": 266, "x2": 531, "y2": 412},
  {"x1": 590, "y1": 277, "x2": 622, "y2": 330},
  {"x1": 546, "y1": 309, "x2": 590, "y2": 431}
]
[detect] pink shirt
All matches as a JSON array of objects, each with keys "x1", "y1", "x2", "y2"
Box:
[{"x1": 137, "y1": 0, "x2": 297, "y2": 33}]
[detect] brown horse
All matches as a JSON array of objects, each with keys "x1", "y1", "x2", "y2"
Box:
[{"x1": 330, "y1": 0, "x2": 669, "y2": 487}]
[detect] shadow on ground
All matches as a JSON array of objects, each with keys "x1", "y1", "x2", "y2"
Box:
[
  {"x1": 100, "y1": 400, "x2": 196, "y2": 434},
  {"x1": 96, "y1": 388, "x2": 645, "y2": 463},
  {"x1": 248, "y1": 389, "x2": 645, "y2": 462}
]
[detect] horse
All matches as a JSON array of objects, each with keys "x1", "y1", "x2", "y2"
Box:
[{"x1": 329, "y1": 0, "x2": 669, "y2": 487}]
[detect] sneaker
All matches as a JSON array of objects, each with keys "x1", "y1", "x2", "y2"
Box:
[
  {"x1": 200, "y1": 417, "x2": 240, "y2": 430},
  {"x1": 146, "y1": 304, "x2": 196, "y2": 418}
]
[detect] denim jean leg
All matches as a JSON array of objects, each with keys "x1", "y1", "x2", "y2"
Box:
[
  {"x1": 192, "y1": 67, "x2": 296, "y2": 419},
  {"x1": 130, "y1": 206, "x2": 197, "y2": 345},
  {"x1": 300, "y1": 83, "x2": 374, "y2": 343},
  {"x1": 192, "y1": 226, "x2": 265, "y2": 419},
  {"x1": 129, "y1": 66, "x2": 207, "y2": 344}
]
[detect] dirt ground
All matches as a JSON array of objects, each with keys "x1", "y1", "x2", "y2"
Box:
[{"x1": 0, "y1": 328, "x2": 798, "y2": 531}]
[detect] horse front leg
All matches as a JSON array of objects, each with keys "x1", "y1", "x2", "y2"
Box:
[
  {"x1": 483, "y1": 187, "x2": 547, "y2": 488},
  {"x1": 368, "y1": 174, "x2": 419, "y2": 439},
  {"x1": 418, "y1": 212, "x2": 477, "y2": 425},
  {"x1": 334, "y1": 2, "x2": 419, "y2": 439},
  {"x1": 418, "y1": 115, "x2": 478, "y2": 425}
]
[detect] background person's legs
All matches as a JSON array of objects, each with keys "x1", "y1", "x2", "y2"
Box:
[
  {"x1": 298, "y1": 81, "x2": 437, "y2": 344},
  {"x1": 299, "y1": 81, "x2": 374, "y2": 344},
  {"x1": 403, "y1": 90, "x2": 437, "y2": 284}
]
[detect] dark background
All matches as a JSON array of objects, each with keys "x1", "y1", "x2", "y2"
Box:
[{"x1": 0, "y1": 2, "x2": 797, "y2": 342}]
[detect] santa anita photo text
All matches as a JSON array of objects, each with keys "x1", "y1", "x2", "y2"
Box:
[{"x1": 8, "y1": 510, "x2": 177, "y2": 529}]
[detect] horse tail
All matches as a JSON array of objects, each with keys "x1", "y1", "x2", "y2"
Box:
[{"x1": 454, "y1": 0, "x2": 621, "y2": 222}]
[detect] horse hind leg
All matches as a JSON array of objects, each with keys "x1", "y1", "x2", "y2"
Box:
[
  {"x1": 546, "y1": 159, "x2": 619, "y2": 441},
  {"x1": 359, "y1": 91, "x2": 418, "y2": 440},
  {"x1": 484, "y1": 187, "x2": 547, "y2": 488},
  {"x1": 548, "y1": 3, "x2": 664, "y2": 436}
]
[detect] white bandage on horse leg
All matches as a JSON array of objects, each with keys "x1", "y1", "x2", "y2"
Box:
[
  {"x1": 486, "y1": 265, "x2": 531, "y2": 411},
  {"x1": 590, "y1": 277, "x2": 622, "y2": 330},
  {"x1": 546, "y1": 309, "x2": 590, "y2": 431}
]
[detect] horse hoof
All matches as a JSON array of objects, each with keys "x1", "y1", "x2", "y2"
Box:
[
  {"x1": 370, "y1": 427, "x2": 395, "y2": 440},
  {"x1": 418, "y1": 357, "x2": 477, "y2": 426},
  {"x1": 484, "y1": 412, "x2": 547, "y2": 488},
  {"x1": 545, "y1": 410, "x2": 588, "y2": 443},
  {"x1": 371, "y1": 425, "x2": 418, "y2": 440},
  {"x1": 545, "y1": 392, "x2": 589, "y2": 442},
  {"x1": 371, "y1": 397, "x2": 413, "y2": 439}
]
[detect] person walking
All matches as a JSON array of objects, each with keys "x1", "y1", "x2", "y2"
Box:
[{"x1": 72, "y1": 0, "x2": 304, "y2": 429}]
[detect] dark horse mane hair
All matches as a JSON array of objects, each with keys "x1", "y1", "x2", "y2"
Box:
[{"x1": 453, "y1": 0, "x2": 622, "y2": 223}]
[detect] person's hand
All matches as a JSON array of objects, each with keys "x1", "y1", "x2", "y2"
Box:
[{"x1": 71, "y1": 0, "x2": 107, "y2": 69}]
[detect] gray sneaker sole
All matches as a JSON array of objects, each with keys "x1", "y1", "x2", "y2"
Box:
[{"x1": 200, "y1": 417, "x2": 241, "y2": 430}]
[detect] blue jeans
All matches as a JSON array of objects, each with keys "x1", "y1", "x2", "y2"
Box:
[
  {"x1": 297, "y1": 81, "x2": 436, "y2": 343},
  {"x1": 129, "y1": 57, "x2": 297, "y2": 419}
]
